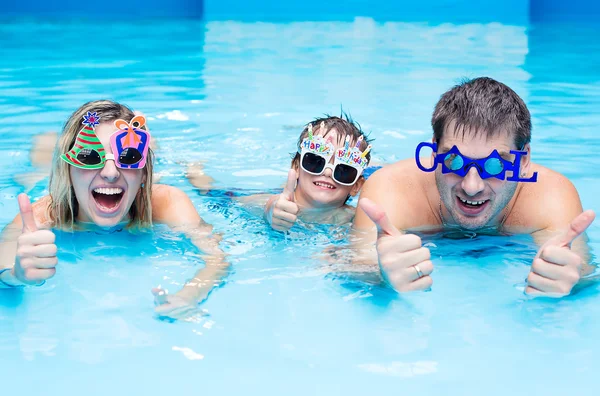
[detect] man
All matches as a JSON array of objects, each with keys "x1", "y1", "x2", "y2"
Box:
[{"x1": 353, "y1": 77, "x2": 595, "y2": 297}]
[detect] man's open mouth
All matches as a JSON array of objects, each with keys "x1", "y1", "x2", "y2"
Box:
[
  {"x1": 92, "y1": 187, "x2": 124, "y2": 213},
  {"x1": 456, "y1": 196, "x2": 489, "y2": 215}
]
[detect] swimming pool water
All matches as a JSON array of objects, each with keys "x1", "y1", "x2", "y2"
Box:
[{"x1": 0, "y1": 17, "x2": 599, "y2": 395}]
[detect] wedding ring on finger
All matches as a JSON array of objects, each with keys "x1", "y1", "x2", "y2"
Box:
[{"x1": 413, "y1": 264, "x2": 424, "y2": 279}]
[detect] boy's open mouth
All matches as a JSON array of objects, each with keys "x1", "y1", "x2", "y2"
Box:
[
  {"x1": 313, "y1": 181, "x2": 336, "y2": 190},
  {"x1": 92, "y1": 187, "x2": 124, "y2": 213}
]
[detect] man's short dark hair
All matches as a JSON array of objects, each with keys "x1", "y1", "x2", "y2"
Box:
[{"x1": 432, "y1": 77, "x2": 531, "y2": 149}]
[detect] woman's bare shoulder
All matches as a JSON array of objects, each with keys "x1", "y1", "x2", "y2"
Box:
[
  {"x1": 151, "y1": 184, "x2": 199, "y2": 224},
  {"x1": 32, "y1": 195, "x2": 53, "y2": 228},
  {"x1": 7, "y1": 195, "x2": 53, "y2": 232}
]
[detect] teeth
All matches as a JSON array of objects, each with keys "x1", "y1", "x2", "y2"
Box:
[
  {"x1": 315, "y1": 182, "x2": 334, "y2": 189},
  {"x1": 94, "y1": 187, "x2": 123, "y2": 195},
  {"x1": 459, "y1": 197, "x2": 486, "y2": 206}
]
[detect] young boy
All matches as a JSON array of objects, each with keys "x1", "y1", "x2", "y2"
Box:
[{"x1": 264, "y1": 115, "x2": 373, "y2": 231}]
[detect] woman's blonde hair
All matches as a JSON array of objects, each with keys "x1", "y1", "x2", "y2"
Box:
[{"x1": 47, "y1": 100, "x2": 154, "y2": 230}]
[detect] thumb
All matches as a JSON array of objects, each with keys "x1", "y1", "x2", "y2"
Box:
[
  {"x1": 282, "y1": 169, "x2": 297, "y2": 201},
  {"x1": 18, "y1": 193, "x2": 38, "y2": 233},
  {"x1": 359, "y1": 198, "x2": 402, "y2": 238},
  {"x1": 552, "y1": 210, "x2": 596, "y2": 248}
]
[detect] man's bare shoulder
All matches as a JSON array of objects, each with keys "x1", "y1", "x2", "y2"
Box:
[
  {"x1": 508, "y1": 163, "x2": 583, "y2": 231},
  {"x1": 355, "y1": 158, "x2": 437, "y2": 230},
  {"x1": 363, "y1": 158, "x2": 428, "y2": 196}
]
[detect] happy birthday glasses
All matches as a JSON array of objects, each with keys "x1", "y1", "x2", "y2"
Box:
[{"x1": 299, "y1": 123, "x2": 372, "y2": 186}]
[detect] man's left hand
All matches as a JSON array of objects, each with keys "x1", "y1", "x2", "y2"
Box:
[{"x1": 526, "y1": 210, "x2": 595, "y2": 297}]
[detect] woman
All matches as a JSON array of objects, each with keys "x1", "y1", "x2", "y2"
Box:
[{"x1": 0, "y1": 100, "x2": 229, "y2": 317}]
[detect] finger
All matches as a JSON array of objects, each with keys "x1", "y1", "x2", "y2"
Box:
[
  {"x1": 18, "y1": 194, "x2": 38, "y2": 233},
  {"x1": 282, "y1": 169, "x2": 297, "y2": 201},
  {"x1": 19, "y1": 257, "x2": 57, "y2": 270},
  {"x1": 277, "y1": 199, "x2": 299, "y2": 215},
  {"x1": 23, "y1": 267, "x2": 55, "y2": 282},
  {"x1": 377, "y1": 236, "x2": 424, "y2": 258},
  {"x1": 531, "y1": 257, "x2": 581, "y2": 283},
  {"x1": 526, "y1": 272, "x2": 567, "y2": 294},
  {"x1": 379, "y1": 247, "x2": 429, "y2": 272},
  {"x1": 403, "y1": 275, "x2": 433, "y2": 292},
  {"x1": 272, "y1": 219, "x2": 294, "y2": 231},
  {"x1": 273, "y1": 209, "x2": 297, "y2": 224},
  {"x1": 29, "y1": 244, "x2": 58, "y2": 259},
  {"x1": 525, "y1": 285, "x2": 544, "y2": 296},
  {"x1": 17, "y1": 230, "x2": 56, "y2": 246},
  {"x1": 359, "y1": 198, "x2": 402, "y2": 238},
  {"x1": 539, "y1": 246, "x2": 581, "y2": 268},
  {"x1": 18, "y1": 230, "x2": 56, "y2": 247},
  {"x1": 554, "y1": 210, "x2": 596, "y2": 247},
  {"x1": 406, "y1": 260, "x2": 434, "y2": 281}
]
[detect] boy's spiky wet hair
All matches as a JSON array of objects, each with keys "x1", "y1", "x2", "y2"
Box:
[{"x1": 290, "y1": 111, "x2": 372, "y2": 170}]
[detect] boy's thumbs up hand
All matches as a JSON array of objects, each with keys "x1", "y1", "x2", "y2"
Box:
[{"x1": 265, "y1": 169, "x2": 300, "y2": 232}]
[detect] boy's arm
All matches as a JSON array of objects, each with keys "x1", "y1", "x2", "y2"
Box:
[{"x1": 185, "y1": 162, "x2": 214, "y2": 190}]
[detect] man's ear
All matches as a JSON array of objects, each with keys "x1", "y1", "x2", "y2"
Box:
[
  {"x1": 349, "y1": 176, "x2": 365, "y2": 197},
  {"x1": 520, "y1": 143, "x2": 532, "y2": 176}
]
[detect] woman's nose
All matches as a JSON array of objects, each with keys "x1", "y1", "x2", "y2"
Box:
[{"x1": 100, "y1": 159, "x2": 120, "y2": 182}]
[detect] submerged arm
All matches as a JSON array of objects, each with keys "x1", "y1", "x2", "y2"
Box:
[{"x1": 151, "y1": 185, "x2": 230, "y2": 312}]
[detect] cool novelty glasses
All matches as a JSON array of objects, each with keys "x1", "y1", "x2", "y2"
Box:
[
  {"x1": 61, "y1": 112, "x2": 151, "y2": 170},
  {"x1": 298, "y1": 123, "x2": 372, "y2": 186},
  {"x1": 415, "y1": 142, "x2": 537, "y2": 182}
]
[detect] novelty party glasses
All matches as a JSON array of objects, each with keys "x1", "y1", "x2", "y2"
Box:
[
  {"x1": 61, "y1": 112, "x2": 151, "y2": 170},
  {"x1": 298, "y1": 124, "x2": 371, "y2": 186},
  {"x1": 415, "y1": 142, "x2": 537, "y2": 182}
]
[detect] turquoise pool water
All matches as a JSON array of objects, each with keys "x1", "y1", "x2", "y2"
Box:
[{"x1": 0, "y1": 18, "x2": 599, "y2": 395}]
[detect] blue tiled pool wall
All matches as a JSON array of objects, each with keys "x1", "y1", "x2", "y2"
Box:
[{"x1": 1, "y1": 0, "x2": 599, "y2": 23}]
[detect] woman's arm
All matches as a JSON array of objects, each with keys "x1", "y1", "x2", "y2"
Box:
[{"x1": 151, "y1": 185, "x2": 230, "y2": 316}]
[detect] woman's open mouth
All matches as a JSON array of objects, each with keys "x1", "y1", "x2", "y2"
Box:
[
  {"x1": 456, "y1": 196, "x2": 489, "y2": 215},
  {"x1": 92, "y1": 187, "x2": 125, "y2": 214}
]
